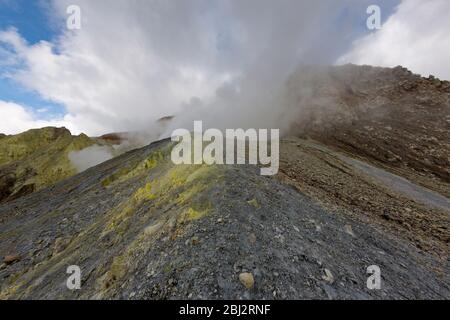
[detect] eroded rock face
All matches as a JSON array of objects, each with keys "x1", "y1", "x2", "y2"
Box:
[
  {"x1": 0, "y1": 127, "x2": 115, "y2": 203},
  {"x1": 284, "y1": 65, "x2": 450, "y2": 196},
  {"x1": 0, "y1": 127, "x2": 71, "y2": 166},
  {"x1": 0, "y1": 172, "x2": 16, "y2": 201}
]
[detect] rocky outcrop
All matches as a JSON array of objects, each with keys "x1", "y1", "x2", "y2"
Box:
[
  {"x1": 286, "y1": 64, "x2": 450, "y2": 197},
  {"x1": 0, "y1": 127, "x2": 103, "y2": 203}
]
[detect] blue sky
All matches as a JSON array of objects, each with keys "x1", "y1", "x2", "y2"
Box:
[
  {"x1": 0, "y1": 0, "x2": 56, "y2": 44},
  {"x1": 0, "y1": 0, "x2": 66, "y2": 119}
]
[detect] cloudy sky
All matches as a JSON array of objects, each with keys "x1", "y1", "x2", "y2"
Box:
[{"x1": 0, "y1": 0, "x2": 448, "y2": 136}]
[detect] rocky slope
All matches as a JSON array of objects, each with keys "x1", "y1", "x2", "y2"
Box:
[
  {"x1": 0, "y1": 138, "x2": 448, "y2": 299},
  {"x1": 0, "y1": 65, "x2": 449, "y2": 299},
  {"x1": 286, "y1": 64, "x2": 450, "y2": 197}
]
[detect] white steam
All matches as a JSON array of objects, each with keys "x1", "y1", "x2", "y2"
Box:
[{"x1": 69, "y1": 145, "x2": 114, "y2": 172}]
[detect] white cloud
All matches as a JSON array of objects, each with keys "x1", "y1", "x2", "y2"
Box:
[
  {"x1": 0, "y1": 100, "x2": 65, "y2": 134},
  {"x1": 0, "y1": 100, "x2": 106, "y2": 135},
  {"x1": 1, "y1": 1, "x2": 370, "y2": 137},
  {"x1": 338, "y1": 0, "x2": 450, "y2": 80},
  {"x1": 0, "y1": 1, "x2": 245, "y2": 136},
  {"x1": 2, "y1": 0, "x2": 415, "y2": 138}
]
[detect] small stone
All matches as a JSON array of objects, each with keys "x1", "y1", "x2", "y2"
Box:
[
  {"x1": 217, "y1": 217, "x2": 223, "y2": 223},
  {"x1": 322, "y1": 268, "x2": 335, "y2": 284},
  {"x1": 275, "y1": 234, "x2": 285, "y2": 243},
  {"x1": 191, "y1": 236, "x2": 199, "y2": 245},
  {"x1": 144, "y1": 222, "x2": 163, "y2": 236},
  {"x1": 344, "y1": 225, "x2": 355, "y2": 237},
  {"x1": 293, "y1": 226, "x2": 300, "y2": 232},
  {"x1": 247, "y1": 199, "x2": 260, "y2": 209},
  {"x1": 4, "y1": 255, "x2": 20, "y2": 265},
  {"x1": 239, "y1": 272, "x2": 254, "y2": 289},
  {"x1": 249, "y1": 233, "x2": 257, "y2": 244}
]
